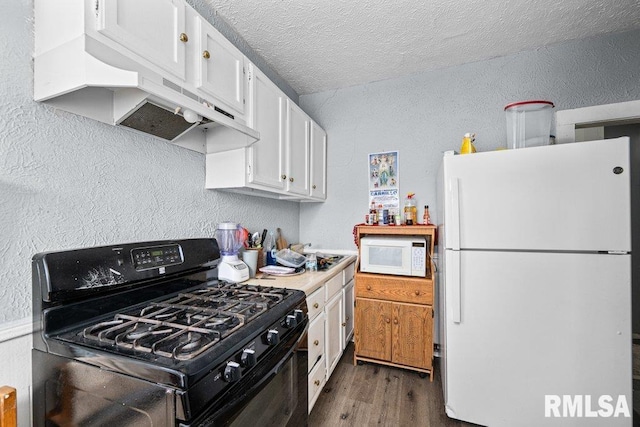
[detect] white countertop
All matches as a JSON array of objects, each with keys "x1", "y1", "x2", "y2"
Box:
[{"x1": 243, "y1": 255, "x2": 357, "y2": 295}]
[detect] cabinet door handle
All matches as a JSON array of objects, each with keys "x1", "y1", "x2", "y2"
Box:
[
  {"x1": 281, "y1": 174, "x2": 287, "y2": 180},
  {"x1": 313, "y1": 339, "x2": 319, "y2": 346},
  {"x1": 179, "y1": 33, "x2": 189, "y2": 43},
  {"x1": 314, "y1": 380, "x2": 320, "y2": 386},
  {"x1": 289, "y1": 177, "x2": 294, "y2": 182},
  {"x1": 346, "y1": 316, "x2": 350, "y2": 321},
  {"x1": 342, "y1": 322, "x2": 346, "y2": 327},
  {"x1": 313, "y1": 302, "x2": 319, "y2": 309},
  {"x1": 415, "y1": 290, "x2": 421, "y2": 296},
  {"x1": 202, "y1": 50, "x2": 210, "y2": 59},
  {"x1": 385, "y1": 317, "x2": 390, "y2": 324},
  {"x1": 393, "y1": 318, "x2": 398, "y2": 325},
  {"x1": 312, "y1": 184, "x2": 317, "y2": 189},
  {"x1": 366, "y1": 286, "x2": 371, "y2": 291}
]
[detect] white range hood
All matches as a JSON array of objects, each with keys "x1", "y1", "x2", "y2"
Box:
[{"x1": 34, "y1": 5, "x2": 259, "y2": 154}]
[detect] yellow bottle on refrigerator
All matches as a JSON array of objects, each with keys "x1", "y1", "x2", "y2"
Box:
[{"x1": 460, "y1": 133, "x2": 477, "y2": 154}]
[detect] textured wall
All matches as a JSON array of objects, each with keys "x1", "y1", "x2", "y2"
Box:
[
  {"x1": 299, "y1": 29, "x2": 640, "y2": 251},
  {"x1": 0, "y1": 0, "x2": 300, "y2": 324}
]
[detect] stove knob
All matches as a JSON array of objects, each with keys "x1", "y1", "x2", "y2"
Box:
[
  {"x1": 285, "y1": 314, "x2": 298, "y2": 328},
  {"x1": 241, "y1": 349, "x2": 256, "y2": 367},
  {"x1": 224, "y1": 361, "x2": 241, "y2": 382},
  {"x1": 266, "y1": 329, "x2": 279, "y2": 345},
  {"x1": 294, "y1": 309, "x2": 304, "y2": 323}
]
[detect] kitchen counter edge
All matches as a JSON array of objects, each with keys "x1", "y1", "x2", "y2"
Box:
[{"x1": 244, "y1": 255, "x2": 357, "y2": 295}]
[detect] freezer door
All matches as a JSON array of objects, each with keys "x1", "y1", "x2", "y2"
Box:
[
  {"x1": 443, "y1": 137, "x2": 631, "y2": 252},
  {"x1": 443, "y1": 249, "x2": 631, "y2": 427}
]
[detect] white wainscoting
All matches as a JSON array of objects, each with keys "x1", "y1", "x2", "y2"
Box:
[{"x1": 0, "y1": 318, "x2": 32, "y2": 426}]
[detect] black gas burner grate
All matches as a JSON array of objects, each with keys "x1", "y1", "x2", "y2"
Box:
[{"x1": 78, "y1": 282, "x2": 295, "y2": 360}]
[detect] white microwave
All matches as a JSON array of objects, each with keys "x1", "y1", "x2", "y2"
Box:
[{"x1": 360, "y1": 236, "x2": 427, "y2": 277}]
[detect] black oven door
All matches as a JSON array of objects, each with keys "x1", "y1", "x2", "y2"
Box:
[{"x1": 184, "y1": 329, "x2": 308, "y2": 427}]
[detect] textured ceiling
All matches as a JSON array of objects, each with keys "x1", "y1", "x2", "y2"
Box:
[{"x1": 203, "y1": 0, "x2": 640, "y2": 95}]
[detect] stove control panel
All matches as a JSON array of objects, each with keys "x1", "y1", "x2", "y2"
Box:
[{"x1": 131, "y1": 244, "x2": 184, "y2": 271}]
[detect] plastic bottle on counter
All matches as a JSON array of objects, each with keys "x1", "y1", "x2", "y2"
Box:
[
  {"x1": 423, "y1": 205, "x2": 431, "y2": 225},
  {"x1": 404, "y1": 193, "x2": 417, "y2": 225},
  {"x1": 265, "y1": 232, "x2": 277, "y2": 265},
  {"x1": 305, "y1": 253, "x2": 317, "y2": 271}
]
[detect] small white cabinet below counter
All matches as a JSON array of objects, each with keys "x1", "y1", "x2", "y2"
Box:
[
  {"x1": 244, "y1": 256, "x2": 356, "y2": 413},
  {"x1": 307, "y1": 260, "x2": 356, "y2": 413},
  {"x1": 306, "y1": 287, "x2": 326, "y2": 410}
]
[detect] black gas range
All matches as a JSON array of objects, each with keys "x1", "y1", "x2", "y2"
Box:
[{"x1": 32, "y1": 239, "x2": 309, "y2": 426}]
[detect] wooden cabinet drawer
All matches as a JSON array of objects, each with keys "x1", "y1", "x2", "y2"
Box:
[
  {"x1": 355, "y1": 273, "x2": 432, "y2": 304},
  {"x1": 325, "y1": 273, "x2": 343, "y2": 301},
  {"x1": 308, "y1": 356, "x2": 326, "y2": 412},
  {"x1": 308, "y1": 312, "x2": 325, "y2": 373},
  {"x1": 307, "y1": 287, "x2": 324, "y2": 319}
]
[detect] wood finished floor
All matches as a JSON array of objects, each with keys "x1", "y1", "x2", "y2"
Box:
[{"x1": 309, "y1": 343, "x2": 476, "y2": 427}]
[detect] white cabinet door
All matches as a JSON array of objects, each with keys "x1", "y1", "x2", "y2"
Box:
[
  {"x1": 343, "y1": 279, "x2": 354, "y2": 348},
  {"x1": 308, "y1": 355, "x2": 326, "y2": 413},
  {"x1": 310, "y1": 121, "x2": 327, "y2": 200},
  {"x1": 307, "y1": 312, "x2": 325, "y2": 373},
  {"x1": 247, "y1": 65, "x2": 286, "y2": 190},
  {"x1": 285, "y1": 100, "x2": 310, "y2": 196},
  {"x1": 325, "y1": 290, "x2": 344, "y2": 377},
  {"x1": 97, "y1": 0, "x2": 187, "y2": 80},
  {"x1": 196, "y1": 19, "x2": 246, "y2": 115}
]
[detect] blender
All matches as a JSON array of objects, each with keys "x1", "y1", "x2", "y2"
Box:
[{"x1": 215, "y1": 222, "x2": 250, "y2": 283}]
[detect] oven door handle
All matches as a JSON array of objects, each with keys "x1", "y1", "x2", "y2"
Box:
[{"x1": 269, "y1": 343, "x2": 296, "y2": 375}]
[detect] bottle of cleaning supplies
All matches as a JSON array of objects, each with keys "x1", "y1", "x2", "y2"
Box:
[
  {"x1": 265, "y1": 232, "x2": 276, "y2": 265},
  {"x1": 460, "y1": 133, "x2": 477, "y2": 154}
]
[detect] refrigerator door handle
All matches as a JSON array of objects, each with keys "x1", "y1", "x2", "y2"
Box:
[
  {"x1": 448, "y1": 178, "x2": 461, "y2": 250},
  {"x1": 448, "y1": 250, "x2": 462, "y2": 324}
]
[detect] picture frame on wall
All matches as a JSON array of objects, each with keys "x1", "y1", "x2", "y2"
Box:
[{"x1": 368, "y1": 151, "x2": 399, "y2": 212}]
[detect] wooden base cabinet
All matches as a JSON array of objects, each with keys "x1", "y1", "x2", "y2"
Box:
[
  {"x1": 353, "y1": 225, "x2": 436, "y2": 380},
  {"x1": 354, "y1": 292, "x2": 433, "y2": 372},
  {"x1": 354, "y1": 298, "x2": 391, "y2": 361},
  {"x1": 391, "y1": 302, "x2": 432, "y2": 369}
]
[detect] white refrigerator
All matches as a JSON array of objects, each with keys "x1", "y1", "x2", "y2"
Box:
[{"x1": 436, "y1": 137, "x2": 632, "y2": 426}]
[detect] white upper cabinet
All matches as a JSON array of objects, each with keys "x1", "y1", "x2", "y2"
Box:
[
  {"x1": 310, "y1": 121, "x2": 327, "y2": 200},
  {"x1": 247, "y1": 64, "x2": 286, "y2": 190},
  {"x1": 97, "y1": 0, "x2": 187, "y2": 80},
  {"x1": 195, "y1": 18, "x2": 246, "y2": 116},
  {"x1": 286, "y1": 100, "x2": 310, "y2": 196}
]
